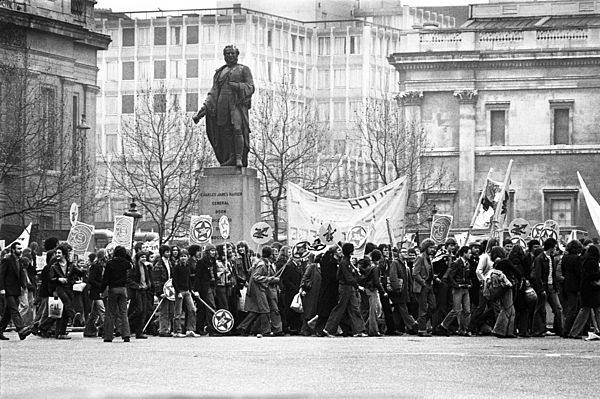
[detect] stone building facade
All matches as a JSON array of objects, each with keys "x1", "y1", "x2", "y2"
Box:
[
  {"x1": 0, "y1": 0, "x2": 109, "y2": 239},
  {"x1": 389, "y1": 0, "x2": 600, "y2": 239}
]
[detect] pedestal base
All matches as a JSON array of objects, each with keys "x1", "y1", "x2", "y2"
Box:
[{"x1": 197, "y1": 167, "x2": 261, "y2": 245}]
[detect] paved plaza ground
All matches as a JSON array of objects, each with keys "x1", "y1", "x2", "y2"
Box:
[{"x1": 1, "y1": 332, "x2": 599, "y2": 398}]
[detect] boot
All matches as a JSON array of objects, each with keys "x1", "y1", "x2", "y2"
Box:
[{"x1": 234, "y1": 134, "x2": 244, "y2": 168}]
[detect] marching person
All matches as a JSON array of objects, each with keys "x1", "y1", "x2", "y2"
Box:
[
  {"x1": 389, "y1": 246, "x2": 419, "y2": 335},
  {"x1": 314, "y1": 246, "x2": 342, "y2": 336},
  {"x1": 194, "y1": 244, "x2": 219, "y2": 335},
  {"x1": 490, "y1": 247, "x2": 520, "y2": 338},
  {"x1": 153, "y1": 244, "x2": 175, "y2": 337},
  {"x1": 439, "y1": 245, "x2": 473, "y2": 336},
  {"x1": 413, "y1": 238, "x2": 437, "y2": 337},
  {"x1": 359, "y1": 249, "x2": 387, "y2": 336},
  {"x1": 532, "y1": 238, "x2": 563, "y2": 337},
  {"x1": 237, "y1": 246, "x2": 279, "y2": 337},
  {"x1": 0, "y1": 242, "x2": 33, "y2": 340},
  {"x1": 323, "y1": 243, "x2": 367, "y2": 338},
  {"x1": 568, "y1": 244, "x2": 600, "y2": 338},
  {"x1": 281, "y1": 242, "x2": 309, "y2": 335},
  {"x1": 101, "y1": 246, "x2": 133, "y2": 343},
  {"x1": 127, "y1": 251, "x2": 152, "y2": 339},
  {"x1": 469, "y1": 238, "x2": 499, "y2": 335}
]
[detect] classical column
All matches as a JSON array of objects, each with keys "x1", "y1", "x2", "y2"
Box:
[
  {"x1": 397, "y1": 90, "x2": 423, "y2": 126},
  {"x1": 454, "y1": 89, "x2": 478, "y2": 229}
]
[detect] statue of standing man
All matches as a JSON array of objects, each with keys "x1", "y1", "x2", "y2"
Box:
[{"x1": 193, "y1": 45, "x2": 254, "y2": 168}]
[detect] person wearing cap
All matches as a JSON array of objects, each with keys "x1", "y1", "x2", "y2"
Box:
[
  {"x1": 323, "y1": 243, "x2": 367, "y2": 337},
  {"x1": 194, "y1": 244, "x2": 219, "y2": 335},
  {"x1": 413, "y1": 238, "x2": 437, "y2": 336}
]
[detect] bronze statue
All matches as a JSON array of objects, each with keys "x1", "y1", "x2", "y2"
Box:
[{"x1": 193, "y1": 45, "x2": 254, "y2": 168}]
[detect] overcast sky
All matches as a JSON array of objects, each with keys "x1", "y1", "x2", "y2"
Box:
[{"x1": 95, "y1": 0, "x2": 488, "y2": 12}]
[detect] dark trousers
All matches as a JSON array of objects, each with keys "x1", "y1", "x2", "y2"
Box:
[
  {"x1": 432, "y1": 282, "x2": 451, "y2": 329},
  {"x1": 103, "y1": 287, "x2": 130, "y2": 340},
  {"x1": 0, "y1": 295, "x2": 26, "y2": 332},
  {"x1": 416, "y1": 285, "x2": 435, "y2": 332},
  {"x1": 469, "y1": 288, "x2": 497, "y2": 332},
  {"x1": 128, "y1": 288, "x2": 147, "y2": 336},
  {"x1": 238, "y1": 312, "x2": 270, "y2": 334},
  {"x1": 562, "y1": 291, "x2": 580, "y2": 337},
  {"x1": 39, "y1": 287, "x2": 75, "y2": 336},
  {"x1": 196, "y1": 285, "x2": 217, "y2": 333},
  {"x1": 379, "y1": 292, "x2": 396, "y2": 333},
  {"x1": 324, "y1": 285, "x2": 365, "y2": 335},
  {"x1": 533, "y1": 285, "x2": 563, "y2": 336}
]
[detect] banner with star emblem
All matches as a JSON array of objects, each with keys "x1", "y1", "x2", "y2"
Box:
[
  {"x1": 112, "y1": 216, "x2": 134, "y2": 249},
  {"x1": 190, "y1": 215, "x2": 213, "y2": 245},
  {"x1": 287, "y1": 176, "x2": 408, "y2": 246},
  {"x1": 67, "y1": 221, "x2": 95, "y2": 255}
]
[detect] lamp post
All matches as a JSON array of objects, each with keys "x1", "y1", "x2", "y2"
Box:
[
  {"x1": 124, "y1": 199, "x2": 142, "y2": 247},
  {"x1": 426, "y1": 203, "x2": 438, "y2": 231},
  {"x1": 76, "y1": 114, "x2": 91, "y2": 221}
]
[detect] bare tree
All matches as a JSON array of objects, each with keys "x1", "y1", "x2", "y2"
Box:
[
  {"x1": 355, "y1": 95, "x2": 450, "y2": 229},
  {"x1": 0, "y1": 44, "x2": 95, "y2": 225},
  {"x1": 249, "y1": 79, "x2": 338, "y2": 242},
  {"x1": 102, "y1": 84, "x2": 213, "y2": 244}
]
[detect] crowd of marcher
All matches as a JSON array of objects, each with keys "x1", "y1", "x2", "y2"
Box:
[{"x1": 1, "y1": 234, "x2": 599, "y2": 341}]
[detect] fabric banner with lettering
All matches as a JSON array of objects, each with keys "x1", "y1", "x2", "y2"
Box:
[
  {"x1": 287, "y1": 176, "x2": 408, "y2": 246},
  {"x1": 577, "y1": 171, "x2": 600, "y2": 236}
]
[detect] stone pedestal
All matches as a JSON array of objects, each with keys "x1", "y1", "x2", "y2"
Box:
[{"x1": 197, "y1": 167, "x2": 261, "y2": 245}]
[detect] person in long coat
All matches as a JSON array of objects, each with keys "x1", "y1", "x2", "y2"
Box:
[
  {"x1": 568, "y1": 245, "x2": 600, "y2": 338},
  {"x1": 299, "y1": 254, "x2": 322, "y2": 336},
  {"x1": 314, "y1": 246, "x2": 341, "y2": 336},
  {"x1": 237, "y1": 246, "x2": 279, "y2": 336}
]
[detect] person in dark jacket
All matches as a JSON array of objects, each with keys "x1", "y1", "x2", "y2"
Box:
[
  {"x1": 0, "y1": 242, "x2": 33, "y2": 340},
  {"x1": 377, "y1": 244, "x2": 397, "y2": 335},
  {"x1": 509, "y1": 244, "x2": 532, "y2": 337},
  {"x1": 173, "y1": 249, "x2": 198, "y2": 337},
  {"x1": 153, "y1": 244, "x2": 174, "y2": 337},
  {"x1": 194, "y1": 244, "x2": 218, "y2": 335},
  {"x1": 323, "y1": 243, "x2": 367, "y2": 337},
  {"x1": 101, "y1": 246, "x2": 132, "y2": 342},
  {"x1": 490, "y1": 247, "x2": 520, "y2": 338},
  {"x1": 359, "y1": 249, "x2": 388, "y2": 336},
  {"x1": 389, "y1": 249, "x2": 419, "y2": 335},
  {"x1": 314, "y1": 246, "x2": 341, "y2": 336},
  {"x1": 568, "y1": 245, "x2": 600, "y2": 338},
  {"x1": 127, "y1": 251, "x2": 152, "y2": 339},
  {"x1": 83, "y1": 249, "x2": 107, "y2": 338},
  {"x1": 280, "y1": 242, "x2": 309, "y2": 334},
  {"x1": 561, "y1": 240, "x2": 583, "y2": 337},
  {"x1": 532, "y1": 238, "x2": 563, "y2": 337},
  {"x1": 440, "y1": 246, "x2": 473, "y2": 336}
]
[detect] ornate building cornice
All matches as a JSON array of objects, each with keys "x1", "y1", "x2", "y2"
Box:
[
  {"x1": 453, "y1": 89, "x2": 478, "y2": 104},
  {"x1": 397, "y1": 90, "x2": 423, "y2": 106}
]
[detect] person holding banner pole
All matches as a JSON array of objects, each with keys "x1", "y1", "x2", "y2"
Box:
[
  {"x1": 194, "y1": 244, "x2": 219, "y2": 335},
  {"x1": 413, "y1": 239, "x2": 437, "y2": 337}
]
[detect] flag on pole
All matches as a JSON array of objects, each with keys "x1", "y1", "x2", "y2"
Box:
[
  {"x1": 577, "y1": 171, "x2": 600, "y2": 236},
  {"x1": 7, "y1": 223, "x2": 32, "y2": 249},
  {"x1": 489, "y1": 160, "x2": 513, "y2": 238},
  {"x1": 472, "y1": 178, "x2": 506, "y2": 230}
]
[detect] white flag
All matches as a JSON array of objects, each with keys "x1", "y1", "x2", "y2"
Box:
[
  {"x1": 8, "y1": 223, "x2": 32, "y2": 249},
  {"x1": 577, "y1": 171, "x2": 600, "y2": 237}
]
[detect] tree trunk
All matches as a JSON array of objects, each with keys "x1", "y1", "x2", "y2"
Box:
[{"x1": 272, "y1": 198, "x2": 279, "y2": 243}]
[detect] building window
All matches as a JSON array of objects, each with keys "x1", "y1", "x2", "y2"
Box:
[
  {"x1": 154, "y1": 60, "x2": 166, "y2": 79},
  {"x1": 334, "y1": 37, "x2": 346, "y2": 55},
  {"x1": 106, "y1": 61, "x2": 118, "y2": 81},
  {"x1": 186, "y1": 25, "x2": 198, "y2": 44},
  {"x1": 122, "y1": 28, "x2": 135, "y2": 47},
  {"x1": 267, "y1": 29, "x2": 273, "y2": 47},
  {"x1": 299, "y1": 36, "x2": 305, "y2": 54},
  {"x1": 186, "y1": 92, "x2": 198, "y2": 113},
  {"x1": 350, "y1": 36, "x2": 361, "y2": 54},
  {"x1": 317, "y1": 102, "x2": 330, "y2": 123},
  {"x1": 187, "y1": 59, "x2": 198, "y2": 78},
  {"x1": 550, "y1": 100, "x2": 573, "y2": 145},
  {"x1": 349, "y1": 69, "x2": 361, "y2": 88},
  {"x1": 425, "y1": 192, "x2": 457, "y2": 219},
  {"x1": 154, "y1": 27, "x2": 166, "y2": 45},
  {"x1": 219, "y1": 25, "x2": 230, "y2": 43},
  {"x1": 106, "y1": 133, "x2": 118, "y2": 154},
  {"x1": 203, "y1": 26, "x2": 214, "y2": 43},
  {"x1": 333, "y1": 139, "x2": 346, "y2": 154},
  {"x1": 170, "y1": 26, "x2": 181, "y2": 45},
  {"x1": 170, "y1": 60, "x2": 182, "y2": 79},
  {"x1": 154, "y1": 94, "x2": 167, "y2": 113},
  {"x1": 333, "y1": 101, "x2": 345, "y2": 121},
  {"x1": 139, "y1": 61, "x2": 150, "y2": 81},
  {"x1": 486, "y1": 102, "x2": 509, "y2": 146},
  {"x1": 333, "y1": 69, "x2": 346, "y2": 87},
  {"x1": 543, "y1": 189, "x2": 578, "y2": 227},
  {"x1": 122, "y1": 95, "x2": 134, "y2": 114},
  {"x1": 122, "y1": 61, "x2": 134, "y2": 80},
  {"x1": 105, "y1": 96, "x2": 118, "y2": 114},
  {"x1": 291, "y1": 34, "x2": 297, "y2": 52},
  {"x1": 318, "y1": 37, "x2": 330, "y2": 55},
  {"x1": 235, "y1": 25, "x2": 244, "y2": 41},
  {"x1": 138, "y1": 28, "x2": 150, "y2": 45},
  {"x1": 318, "y1": 70, "x2": 330, "y2": 88}
]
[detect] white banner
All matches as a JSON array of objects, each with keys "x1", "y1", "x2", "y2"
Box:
[
  {"x1": 8, "y1": 223, "x2": 32, "y2": 249},
  {"x1": 190, "y1": 215, "x2": 213, "y2": 245},
  {"x1": 287, "y1": 176, "x2": 408, "y2": 246},
  {"x1": 578, "y1": 171, "x2": 600, "y2": 236},
  {"x1": 112, "y1": 216, "x2": 134, "y2": 250}
]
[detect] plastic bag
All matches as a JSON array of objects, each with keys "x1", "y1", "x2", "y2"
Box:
[
  {"x1": 290, "y1": 292, "x2": 303, "y2": 313},
  {"x1": 238, "y1": 286, "x2": 247, "y2": 310},
  {"x1": 48, "y1": 296, "x2": 64, "y2": 319}
]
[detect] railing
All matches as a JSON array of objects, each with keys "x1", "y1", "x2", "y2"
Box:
[
  {"x1": 479, "y1": 30, "x2": 523, "y2": 43},
  {"x1": 419, "y1": 31, "x2": 462, "y2": 43},
  {"x1": 536, "y1": 28, "x2": 588, "y2": 41}
]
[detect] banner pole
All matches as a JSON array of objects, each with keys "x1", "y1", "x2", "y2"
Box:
[
  {"x1": 142, "y1": 297, "x2": 164, "y2": 333},
  {"x1": 490, "y1": 160, "x2": 513, "y2": 239}
]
